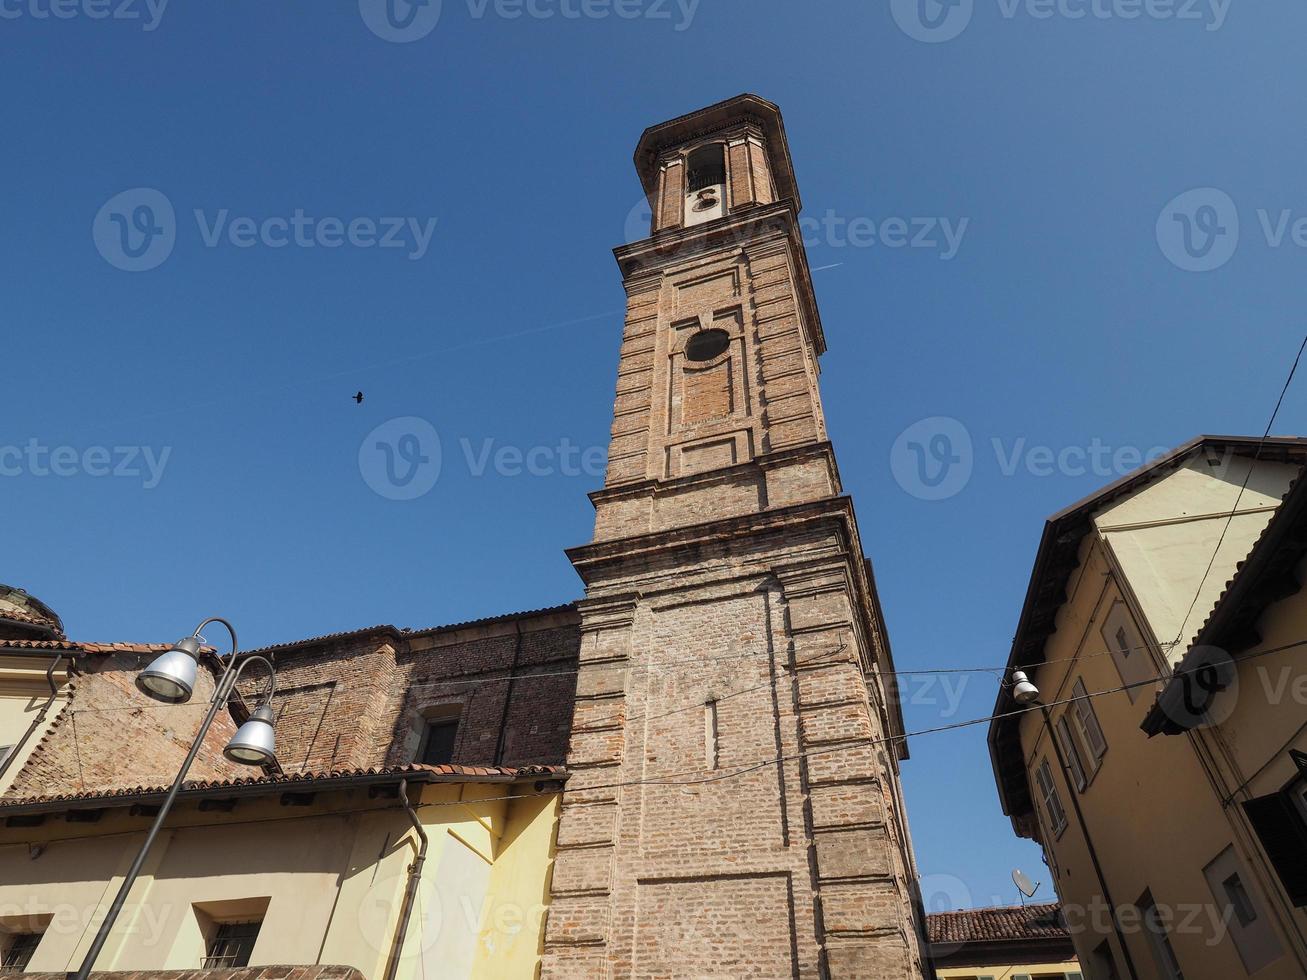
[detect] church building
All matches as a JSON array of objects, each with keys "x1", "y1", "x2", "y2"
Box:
[{"x1": 0, "y1": 95, "x2": 929, "y2": 980}]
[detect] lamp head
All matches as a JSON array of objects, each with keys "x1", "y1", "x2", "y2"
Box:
[
  {"x1": 136, "y1": 636, "x2": 202, "y2": 703},
  {"x1": 223, "y1": 704, "x2": 277, "y2": 766},
  {"x1": 1011, "y1": 669, "x2": 1041, "y2": 706}
]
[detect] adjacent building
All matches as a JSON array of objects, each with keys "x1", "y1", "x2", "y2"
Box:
[
  {"x1": 0, "y1": 95, "x2": 929, "y2": 980},
  {"x1": 989, "y1": 436, "x2": 1307, "y2": 980},
  {"x1": 929, "y1": 903, "x2": 1080, "y2": 979}
]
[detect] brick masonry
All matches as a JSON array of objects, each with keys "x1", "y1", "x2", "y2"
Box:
[{"x1": 540, "y1": 95, "x2": 928, "y2": 980}]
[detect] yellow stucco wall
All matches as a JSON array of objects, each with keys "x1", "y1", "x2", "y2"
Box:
[
  {"x1": 935, "y1": 961, "x2": 1081, "y2": 979},
  {"x1": 1016, "y1": 461, "x2": 1307, "y2": 979},
  {"x1": 0, "y1": 783, "x2": 558, "y2": 980}
]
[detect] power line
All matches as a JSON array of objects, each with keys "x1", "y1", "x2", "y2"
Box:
[
  {"x1": 1170, "y1": 331, "x2": 1307, "y2": 651},
  {"x1": 405, "y1": 634, "x2": 1307, "y2": 809}
]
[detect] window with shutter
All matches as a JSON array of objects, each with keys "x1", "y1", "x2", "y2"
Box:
[
  {"x1": 1243, "y1": 788, "x2": 1307, "y2": 907},
  {"x1": 1056, "y1": 715, "x2": 1088, "y2": 791},
  {"x1": 1072, "y1": 678, "x2": 1107, "y2": 763}
]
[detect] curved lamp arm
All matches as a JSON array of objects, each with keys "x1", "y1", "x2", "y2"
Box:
[
  {"x1": 224, "y1": 654, "x2": 277, "y2": 705},
  {"x1": 192, "y1": 616, "x2": 238, "y2": 661}
]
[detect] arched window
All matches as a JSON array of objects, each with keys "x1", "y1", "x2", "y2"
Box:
[{"x1": 686, "y1": 144, "x2": 726, "y2": 193}]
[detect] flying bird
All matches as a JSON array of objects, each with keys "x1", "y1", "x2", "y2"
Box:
[{"x1": 353, "y1": 391, "x2": 364, "y2": 404}]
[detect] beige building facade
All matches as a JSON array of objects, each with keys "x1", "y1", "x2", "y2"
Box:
[{"x1": 990, "y1": 436, "x2": 1307, "y2": 980}]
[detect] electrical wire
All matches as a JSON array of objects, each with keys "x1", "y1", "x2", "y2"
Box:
[{"x1": 1169, "y1": 331, "x2": 1307, "y2": 651}]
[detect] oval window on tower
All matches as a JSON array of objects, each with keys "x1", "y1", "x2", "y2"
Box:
[{"x1": 685, "y1": 329, "x2": 731, "y2": 363}]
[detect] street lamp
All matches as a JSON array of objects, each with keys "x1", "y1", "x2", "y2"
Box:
[{"x1": 72, "y1": 617, "x2": 278, "y2": 980}]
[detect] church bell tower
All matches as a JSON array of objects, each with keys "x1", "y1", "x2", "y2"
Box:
[{"x1": 543, "y1": 95, "x2": 929, "y2": 980}]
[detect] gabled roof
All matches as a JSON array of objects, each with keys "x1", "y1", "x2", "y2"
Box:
[
  {"x1": 988, "y1": 436, "x2": 1307, "y2": 828},
  {"x1": 1142, "y1": 470, "x2": 1307, "y2": 735}
]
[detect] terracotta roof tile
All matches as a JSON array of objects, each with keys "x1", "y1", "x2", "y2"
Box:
[
  {"x1": 927, "y1": 903, "x2": 1067, "y2": 945},
  {"x1": 0, "y1": 639, "x2": 178, "y2": 654},
  {"x1": 239, "y1": 603, "x2": 579, "y2": 657},
  {"x1": 0, "y1": 763, "x2": 566, "y2": 812}
]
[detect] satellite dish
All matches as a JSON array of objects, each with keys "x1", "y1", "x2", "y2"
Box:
[{"x1": 1012, "y1": 869, "x2": 1039, "y2": 899}]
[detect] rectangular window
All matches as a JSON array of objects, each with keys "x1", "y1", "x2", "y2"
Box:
[
  {"x1": 1243, "y1": 781, "x2": 1307, "y2": 907},
  {"x1": 1100, "y1": 601, "x2": 1152, "y2": 703},
  {"x1": 1056, "y1": 715, "x2": 1088, "y2": 791},
  {"x1": 1138, "y1": 890, "x2": 1185, "y2": 980},
  {"x1": 1, "y1": 933, "x2": 41, "y2": 973},
  {"x1": 1035, "y1": 758, "x2": 1067, "y2": 838},
  {"x1": 419, "y1": 718, "x2": 459, "y2": 766},
  {"x1": 1071, "y1": 678, "x2": 1108, "y2": 765},
  {"x1": 202, "y1": 921, "x2": 261, "y2": 969},
  {"x1": 1202, "y1": 843, "x2": 1283, "y2": 972}
]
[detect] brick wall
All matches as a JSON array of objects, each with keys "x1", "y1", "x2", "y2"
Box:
[{"x1": 6, "y1": 611, "x2": 581, "y2": 801}]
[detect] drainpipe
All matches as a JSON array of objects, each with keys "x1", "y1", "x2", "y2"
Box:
[
  {"x1": 1039, "y1": 701, "x2": 1142, "y2": 980},
  {"x1": 0, "y1": 653, "x2": 65, "y2": 785},
  {"x1": 383, "y1": 778, "x2": 429, "y2": 980}
]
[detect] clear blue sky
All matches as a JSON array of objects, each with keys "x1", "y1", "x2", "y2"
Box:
[{"x1": 5, "y1": 0, "x2": 1306, "y2": 912}]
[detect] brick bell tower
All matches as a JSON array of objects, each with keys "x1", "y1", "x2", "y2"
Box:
[{"x1": 543, "y1": 95, "x2": 929, "y2": 980}]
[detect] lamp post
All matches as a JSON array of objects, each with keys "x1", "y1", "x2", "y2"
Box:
[
  {"x1": 71, "y1": 618, "x2": 278, "y2": 980},
  {"x1": 1011, "y1": 670, "x2": 1141, "y2": 980}
]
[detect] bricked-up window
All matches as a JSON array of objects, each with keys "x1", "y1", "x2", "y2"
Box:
[
  {"x1": 420, "y1": 718, "x2": 459, "y2": 766},
  {"x1": 202, "y1": 920, "x2": 261, "y2": 969},
  {"x1": 1, "y1": 932, "x2": 41, "y2": 972},
  {"x1": 686, "y1": 143, "x2": 725, "y2": 193}
]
